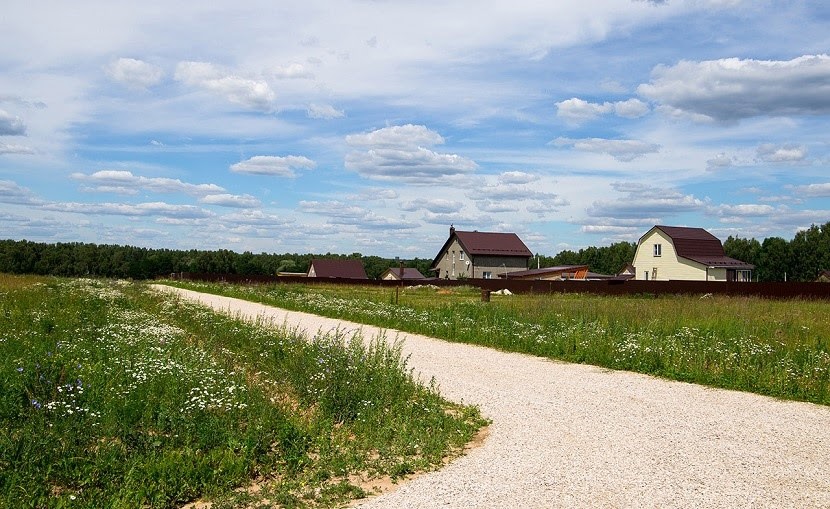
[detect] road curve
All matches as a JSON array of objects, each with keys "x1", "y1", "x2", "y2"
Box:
[{"x1": 157, "y1": 286, "x2": 830, "y2": 508}]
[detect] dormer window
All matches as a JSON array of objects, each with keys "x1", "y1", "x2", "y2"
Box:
[{"x1": 653, "y1": 243, "x2": 662, "y2": 257}]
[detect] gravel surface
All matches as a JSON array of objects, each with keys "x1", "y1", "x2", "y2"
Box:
[{"x1": 157, "y1": 286, "x2": 830, "y2": 508}]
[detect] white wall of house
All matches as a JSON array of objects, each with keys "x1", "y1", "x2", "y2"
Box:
[{"x1": 633, "y1": 229, "x2": 708, "y2": 281}]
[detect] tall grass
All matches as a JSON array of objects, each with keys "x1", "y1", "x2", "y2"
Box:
[
  {"x1": 166, "y1": 281, "x2": 830, "y2": 406},
  {"x1": 0, "y1": 275, "x2": 485, "y2": 508}
]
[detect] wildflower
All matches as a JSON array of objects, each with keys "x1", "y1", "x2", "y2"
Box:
[
  {"x1": 16, "y1": 367, "x2": 23, "y2": 373},
  {"x1": 31, "y1": 399, "x2": 41, "y2": 409}
]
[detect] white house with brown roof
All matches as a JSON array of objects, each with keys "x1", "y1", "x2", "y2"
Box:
[
  {"x1": 632, "y1": 225, "x2": 754, "y2": 282},
  {"x1": 430, "y1": 225, "x2": 532, "y2": 280}
]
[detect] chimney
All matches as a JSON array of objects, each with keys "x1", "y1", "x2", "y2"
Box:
[{"x1": 449, "y1": 224, "x2": 455, "y2": 236}]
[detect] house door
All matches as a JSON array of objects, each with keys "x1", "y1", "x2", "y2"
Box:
[{"x1": 726, "y1": 269, "x2": 736, "y2": 282}]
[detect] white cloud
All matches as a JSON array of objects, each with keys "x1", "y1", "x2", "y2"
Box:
[
  {"x1": 174, "y1": 61, "x2": 275, "y2": 112},
  {"x1": 0, "y1": 142, "x2": 34, "y2": 154},
  {"x1": 199, "y1": 193, "x2": 260, "y2": 208},
  {"x1": 556, "y1": 97, "x2": 649, "y2": 123},
  {"x1": 711, "y1": 203, "x2": 777, "y2": 217},
  {"x1": 70, "y1": 170, "x2": 225, "y2": 196},
  {"x1": 42, "y1": 201, "x2": 213, "y2": 219},
  {"x1": 588, "y1": 183, "x2": 706, "y2": 219},
  {"x1": 756, "y1": 143, "x2": 808, "y2": 163},
  {"x1": 307, "y1": 103, "x2": 345, "y2": 119},
  {"x1": 230, "y1": 155, "x2": 316, "y2": 177},
  {"x1": 299, "y1": 200, "x2": 419, "y2": 230},
  {"x1": 345, "y1": 125, "x2": 477, "y2": 182},
  {"x1": 106, "y1": 58, "x2": 164, "y2": 89},
  {"x1": 706, "y1": 152, "x2": 734, "y2": 171},
  {"x1": 0, "y1": 180, "x2": 41, "y2": 204},
  {"x1": 400, "y1": 198, "x2": 463, "y2": 214},
  {"x1": 498, "y1": 171, "x2": 539, "y2": 185},
  {"x1": 0, "y1": 109, "x2": 26, "y2": 135},
  {"x1": 791, "y1": 183, "x2": 830, "y2": 197},
  {"x1": 552, "y1": 137, "x2": 660, "y2": 162},
  {"x1": 638, "y1": 54, "x2": 830, "y2": 122},
  {"x1": 270, "y1": 63, "x2": 314, "y2": 80},
  {"x1": 345, "y1": 124, "x2": 444, "y2": 150}
]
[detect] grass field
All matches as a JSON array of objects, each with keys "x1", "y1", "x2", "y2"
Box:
[
  {"x1": 0, "y1": 275, "x2": 485, "y2": 508},
  {"x1": 166, "y1": 281, "x2": 830, "y2": 406}
]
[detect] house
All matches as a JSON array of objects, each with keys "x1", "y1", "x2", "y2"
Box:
[
  {"x1": 430, "y1": 225, "x2": 532, "y2": 280},
  {"x1": 380, "y1": 267, "x2": 426, "y2": 281},
  {"x1": 816, "y1": 270, "x2": 830, "y2": 283},
  {"x1": 500, "y1": 265, "x2": 589, "y2": 281},
  {"x1": 306, "y1": 259, "x2": 368, "y2": 279},
  {"x1": 616, "y1": 264, "x2": 637, "y2": 280},
  {"x1": 632, "y1": 225, "x2": 754, "y2": 282}
]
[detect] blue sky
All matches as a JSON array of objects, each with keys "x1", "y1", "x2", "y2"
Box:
[{"x1": 1, "y1": 1, "x2": 829, "y2": 258}]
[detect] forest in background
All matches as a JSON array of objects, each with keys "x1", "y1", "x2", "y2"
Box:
[{"x1": 0, "y1": 221, "x2": 827, "y2": 282}]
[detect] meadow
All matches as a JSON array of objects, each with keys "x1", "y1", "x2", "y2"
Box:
[
  {"x1": 167, "y1": 281, "x2": 830, "y2": 406},
  {"x1": 0, "y1": 275, "x2": 485, "y2": 508}
]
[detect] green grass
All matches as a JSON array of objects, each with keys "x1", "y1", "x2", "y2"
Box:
[
  {"x1": 163, "y1": 280, "x2": 830, "y2": 406},
  {"x1": 0, "y1": 275, "x2": 486, "y2": 508}
]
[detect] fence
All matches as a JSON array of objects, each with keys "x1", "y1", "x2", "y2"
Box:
[{"x1": 165, "y1": 272, "x2": 830, "y2": 300}]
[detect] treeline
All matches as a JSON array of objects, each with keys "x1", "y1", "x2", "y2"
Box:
[
  {"x1": 0, "y1": 240, "x2": 435, "y2": 280},
  {"x1": 1, "y1": 221, "x2": 827, "y2": 282},
  {"x1": 723, "y1": 221, "x2": 830, "y2": 282}
]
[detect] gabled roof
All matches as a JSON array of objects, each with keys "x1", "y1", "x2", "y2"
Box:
[
  {"x1": 645, "y1": 225, "x2": 755, "y2": 269},
  {"x1": 381, "y1": 267, "x2": 426, "y2": 280},
  {"x1": 500, "y1": 265, "x2": 588, "y2": 280},
  {"x1": 307, "y1": 259, "x2": 368, "y2": 279},
  {"x1": 431, "y1": 227, "x2": 533, "y2": 269}
]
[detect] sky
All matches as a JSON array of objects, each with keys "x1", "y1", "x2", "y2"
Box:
[{"x1": 1, "y1": 1, "x2": 829, "y2": 259}]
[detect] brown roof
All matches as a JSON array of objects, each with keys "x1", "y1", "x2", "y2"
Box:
[
  {"x1": 650, "y1": 225, "x2": 755, "y2": 269},
  {"x1": 454, "y1": 230, "x2": 532, "y2": 257},
  {"x1": 501, "y1": 265, "x2": 588, "y2": 279},
  {"x1": 431, "y1": 227, "x2": 533, "y2": 269},
  {"x1": 381, "y1": 267, "x2": 426, "y2": 280},
  {"x1": 307, "y1": 259, "x2": 368, "y2": 279}
]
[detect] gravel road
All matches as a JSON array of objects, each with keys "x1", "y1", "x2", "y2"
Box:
[{"x1": 157, "y1": 286, "x2": 830, "y2": 508}]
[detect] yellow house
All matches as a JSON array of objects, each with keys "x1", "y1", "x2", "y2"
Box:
[{"x1": 632, "y1": 225, "x2": 754, "y2": 282}]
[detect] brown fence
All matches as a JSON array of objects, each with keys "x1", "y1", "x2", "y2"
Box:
[{"x1": 165, "y1": 272, "x2": 830, "y2": 300}]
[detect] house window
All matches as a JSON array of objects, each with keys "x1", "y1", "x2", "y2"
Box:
[
  {"x1": 653, "y1": 243, "x2": 662, "y2": 257},
  {"x1": 483, "y1": 271, "x2": 492, "y2": 279},
  {"x1": 459, "y1": 252, "x2": 465, "y2": 261}
]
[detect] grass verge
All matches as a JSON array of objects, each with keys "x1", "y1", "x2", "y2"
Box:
[
  {"x1": 162, "y1": 280, "x2": 830, "y2": 406},
  {"x1": 0, "y1": 275, "x2": 486, "y2": 508}
]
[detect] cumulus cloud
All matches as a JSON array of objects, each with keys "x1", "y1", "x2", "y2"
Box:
[
  {"x1": 756, "y1": 143, "x2": 808, "y2": 163},
  {"x1": 791, "y1": 182, "x2": 830, "y2": 197},
  {"x1": 552, "y1": 137, "x2": 660, "y2": 162},
  {"x1": 0, "y1": 143, "x2": 34, "y2": 155},
  {"x1": 706, "y1": 152, "x2": 734, "y2": 171},
  {"x1": 198, "y1": 193, "x2": 260, "y2": 208},
  {"x1": 221, "y1": 210, "x2": 294, "y2": 228},
  {"x1": 638, "y1": 54, "x2": 830, "y2": 122},
  {"x1": 299, "y1": 200, "x2": 419, "y2": 230},
  {"x1": 0, "y1": 109, "x2": 26, "y2": 135},
  {"x1": 556, "y1": 97, "x2": 649, "y2": 123},
  {"x1": 42, "y1": 201, "x2": 213, "y2": 219},
  {"x1": 498, "y1": 171, "x2": 540, "y2": 185},
  {"x1": 345, "y1": 125, "x2": 477, "y2": 182},
  {"x1": 230, "y1": 155, "x2": 316, "y2": 177},
  {"x1": 0, "y1": 180, "x2": 41, "y2": 205},
  {"x1": 106, "y1": 58, "x2": 164, "y2": 89},
  {"x1": 400, "y1": 198, "x2": 463, "y2": 214},
  {"x1": 307, "y1": 103, "x2": 345, "y2": 119},
  {"x1": 588, "y1": 182, "x2": 706, "y2": 219},
  {"x1": 70, "y1": 170, "x2": 224, "y2": 196},
  {"x1": 270, "y1": 63, "x2": 314, "y2": 79},
  {"x1": 711, "y1": 203, "x2": 777, "y2": 218},
  {"x1": 175, "y1": 61, "x2": 275, "y2": 112}
]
